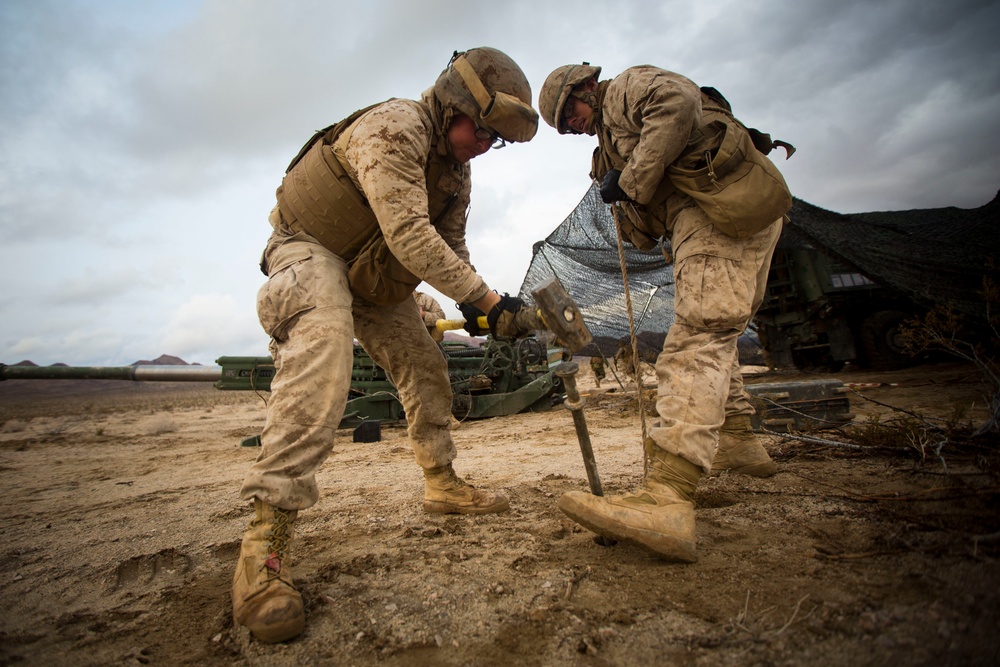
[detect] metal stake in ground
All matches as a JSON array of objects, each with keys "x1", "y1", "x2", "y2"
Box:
[{"x1": 555, "y1": 362, "x2": 616, "y2": 547}]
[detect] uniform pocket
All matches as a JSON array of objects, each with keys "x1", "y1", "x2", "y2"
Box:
[
  {"x1": 674, "y1": 253, "x2": 756, "y2": 331},
  {"x1": 672, "y1": 208, "x2": 743, "y2": 264},
  {"x1": 257, "y1": 258, "x2": 316, "y2": 342}
]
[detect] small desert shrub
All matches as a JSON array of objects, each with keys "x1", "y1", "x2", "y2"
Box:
[
  {"x1": 147, "y1": 416, "x2": 178, "y2": 435},
  {"x1": 899, "y1": 268, "x2": 1000, "y2": 436}
]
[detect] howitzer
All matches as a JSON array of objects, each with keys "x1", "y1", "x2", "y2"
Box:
[
  {"x1": 1, "y1": 277, "x2": 591, "y2": 425},
  {"x1": 1, "y1": 336, "x2": 568, "y2": 431},
  {"x1": 1, "y1": 350, "x2": 855, "y2": 432}
]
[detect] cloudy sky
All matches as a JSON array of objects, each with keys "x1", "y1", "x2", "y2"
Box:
[{"x1": 2, "y1": 0, "x2": 998, "y2": 367}]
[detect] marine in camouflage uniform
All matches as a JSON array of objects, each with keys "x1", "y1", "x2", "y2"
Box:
[
  {"x1": 589, "y1": 354, "x2": 606, "y2": 387},
  {"x1": 233, "y1": 48, "x2": 539, "y2": 644},
  {"x1": 414, "y1": 290, "x2": 446, "y2": 342},
  {"x1": 539, "y1": 63, "x2": 787, "y2": 563}
]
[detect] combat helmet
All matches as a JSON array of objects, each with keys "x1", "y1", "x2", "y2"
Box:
[
  {"x1": 539, "y1": 62, "x2": 602, "y2": 134},
  {"x1": 433, "y1": 47, "x2": 538, "y2": 144}
]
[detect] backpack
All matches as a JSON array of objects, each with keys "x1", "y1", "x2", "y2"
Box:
[{"x1": 666, "y1": 87, "x2": 795, "y2": 238}]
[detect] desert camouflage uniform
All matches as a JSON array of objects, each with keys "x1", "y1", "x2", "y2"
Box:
[
  {"x1": 589, "y1": 355, "x2": 606, "y2": 386},
  {"x1": 241, "y1": 99, "x2": 490, "y2": 510},
  {"x1": 414, "y1": 290, "x2": 446, "y2": 342},
  {"x1": 599, "y1": 67, "x2": 781, "y2": 472}
]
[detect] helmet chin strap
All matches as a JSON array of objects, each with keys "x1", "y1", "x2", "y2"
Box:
[{"x1": 440, "y1": 106, "x2": 460, "y2": 160}]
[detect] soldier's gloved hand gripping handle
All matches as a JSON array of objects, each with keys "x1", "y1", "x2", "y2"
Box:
[
  {"x1": 457, "y1": 302, "x2": 487, "y2": 336},
  {"x1": 600, "y1": 169, "x2": 628, "y2": 204},
  {"x1": 488, "y1": 294, "x2": 536, "y2": 339}
]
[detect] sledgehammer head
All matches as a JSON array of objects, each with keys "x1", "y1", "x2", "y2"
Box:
[{"x1": 531, "y1": 277, "x2": 592, "y2": 354}]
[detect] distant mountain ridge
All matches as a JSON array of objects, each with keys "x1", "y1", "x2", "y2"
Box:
[
  {"x1": 8, "y1": 354, "x2": 197, "y2": 367},
  {"x1": 132, "y1": 354, "x2": 193, "y2": 366}
]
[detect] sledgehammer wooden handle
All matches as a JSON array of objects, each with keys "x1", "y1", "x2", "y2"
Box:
[
  {"x1": 557, "y1": 362, "x2": 616, "y2": 548},
  {"x1": 556, "y1": 362, "x2": 604, "y2": 497}
]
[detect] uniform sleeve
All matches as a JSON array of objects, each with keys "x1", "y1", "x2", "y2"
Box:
[
  {"x1": 608, "y1": 69, "x2": 702, "y2": 206},
  {"x1": 430, "y1": 181, "x2": 475, "y2": 268},
  {"x1": 346, "y1": 101, "x2": 489, "y2": 304}
]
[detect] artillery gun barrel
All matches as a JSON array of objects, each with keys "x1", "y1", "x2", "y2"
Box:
[{"x1": 0, "y1": 364, "x2": 223, "y2": 382}]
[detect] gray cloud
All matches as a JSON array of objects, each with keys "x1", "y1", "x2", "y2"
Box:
[{"x1": 2, "y1": 0, "x2": 998, "y2": 365}]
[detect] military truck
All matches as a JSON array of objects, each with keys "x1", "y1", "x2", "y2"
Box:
[
  {"x1": 753, "y1": 234, "x2": 923, "y2": 371},
  {"x1": 753, "y1": 193, "x2": 999, "y2": 371}
]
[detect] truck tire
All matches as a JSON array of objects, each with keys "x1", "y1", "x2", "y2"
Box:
[{"x1": 859, "y1": 310, "x2": 915, "y2": 370}]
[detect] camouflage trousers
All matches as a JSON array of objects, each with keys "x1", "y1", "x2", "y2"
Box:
[
  {"x1": 240, "y1": 238, "x2": 456, "y2": 510},
  {"x1": 648, "y1": 208, "x2": 781, "y2": 472}
]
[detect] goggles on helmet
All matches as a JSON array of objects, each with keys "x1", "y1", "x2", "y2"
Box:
[{"x1": 451, "y1": 55, "x2": 538, "y2": 144}]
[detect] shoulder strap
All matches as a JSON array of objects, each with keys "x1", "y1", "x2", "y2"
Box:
[
  {"x1": 700, "y1": 86, "x2": 795, "y2": 159},
  {"x1": 285, "y1": 100, "x2": 389, "y2": 173}
]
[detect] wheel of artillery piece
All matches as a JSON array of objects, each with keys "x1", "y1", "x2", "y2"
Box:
[
  {"x1": 481, "y1": 340, "x2": 515, "y2": 374},
  {"x1": 516, "y1": 337, "x2": 546, "y2": 365}
]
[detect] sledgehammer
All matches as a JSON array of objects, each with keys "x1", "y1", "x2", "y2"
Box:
[
  {"x1": 435, "y1": 278, "x2": 593, "y2": 353},
  {"x1": 555, "y1": 361, "x2": 616, "y2": 547}
]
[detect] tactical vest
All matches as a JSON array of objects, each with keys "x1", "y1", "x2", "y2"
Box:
[{"x1": 277, "y1": 99, "x2": 463, "y2": 263}]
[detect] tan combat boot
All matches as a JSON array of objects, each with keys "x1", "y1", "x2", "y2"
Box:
[
  {"x1": 710, "y1": 414, "x2": 777, "y2": 477},
  {"x1": 558, "y1": 443, "x2": 702, "y2": 562},
  {"x1": 232, "y1": 498, "x2": 305, "y2": 643},
  {"x1": 423, "y1": 464, "x2": 510, "y2": 514}
]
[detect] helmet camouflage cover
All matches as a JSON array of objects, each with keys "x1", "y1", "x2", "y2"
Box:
[
  {"x1": 539, "y1": 62, "x2": 602, "y2": 134},
  {"x1": 434, "y1": 47, "x2": 538, "y2": 143}
]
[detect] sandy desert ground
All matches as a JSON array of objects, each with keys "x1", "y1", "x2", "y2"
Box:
[{"x1": 0, "y1": 358, "x2": 998, "y2": 666}]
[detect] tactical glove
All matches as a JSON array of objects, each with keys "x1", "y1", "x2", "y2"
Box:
[
  {"x1": 600, "y1": 169, "x2": 628, "y2": 204},
  {"x1": 457, "y1": 302, "x2": 486, "y2": 336},
  {"x1": 487, "y1": 294, "x2": 539, "y2": 339}
]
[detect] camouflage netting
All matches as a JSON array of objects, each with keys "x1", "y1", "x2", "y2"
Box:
[
  {"x1": 517, "y1": 183, "x2": 676, "y2": 359},
  {"x1": 518, "y1": 183, "x2": 1000, "y2": 359},
  {"x1": 783, "y1": 191, "x2": 1000, "y2": 322}
]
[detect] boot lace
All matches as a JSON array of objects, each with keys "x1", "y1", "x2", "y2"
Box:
[{"x1": 261, "y1": 509, "x2": 292, "y2": 577}]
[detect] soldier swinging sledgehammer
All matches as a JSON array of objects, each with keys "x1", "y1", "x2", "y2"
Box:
[{"x1": 233, "y1": 47, "x2": 540, "y2": 644}]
